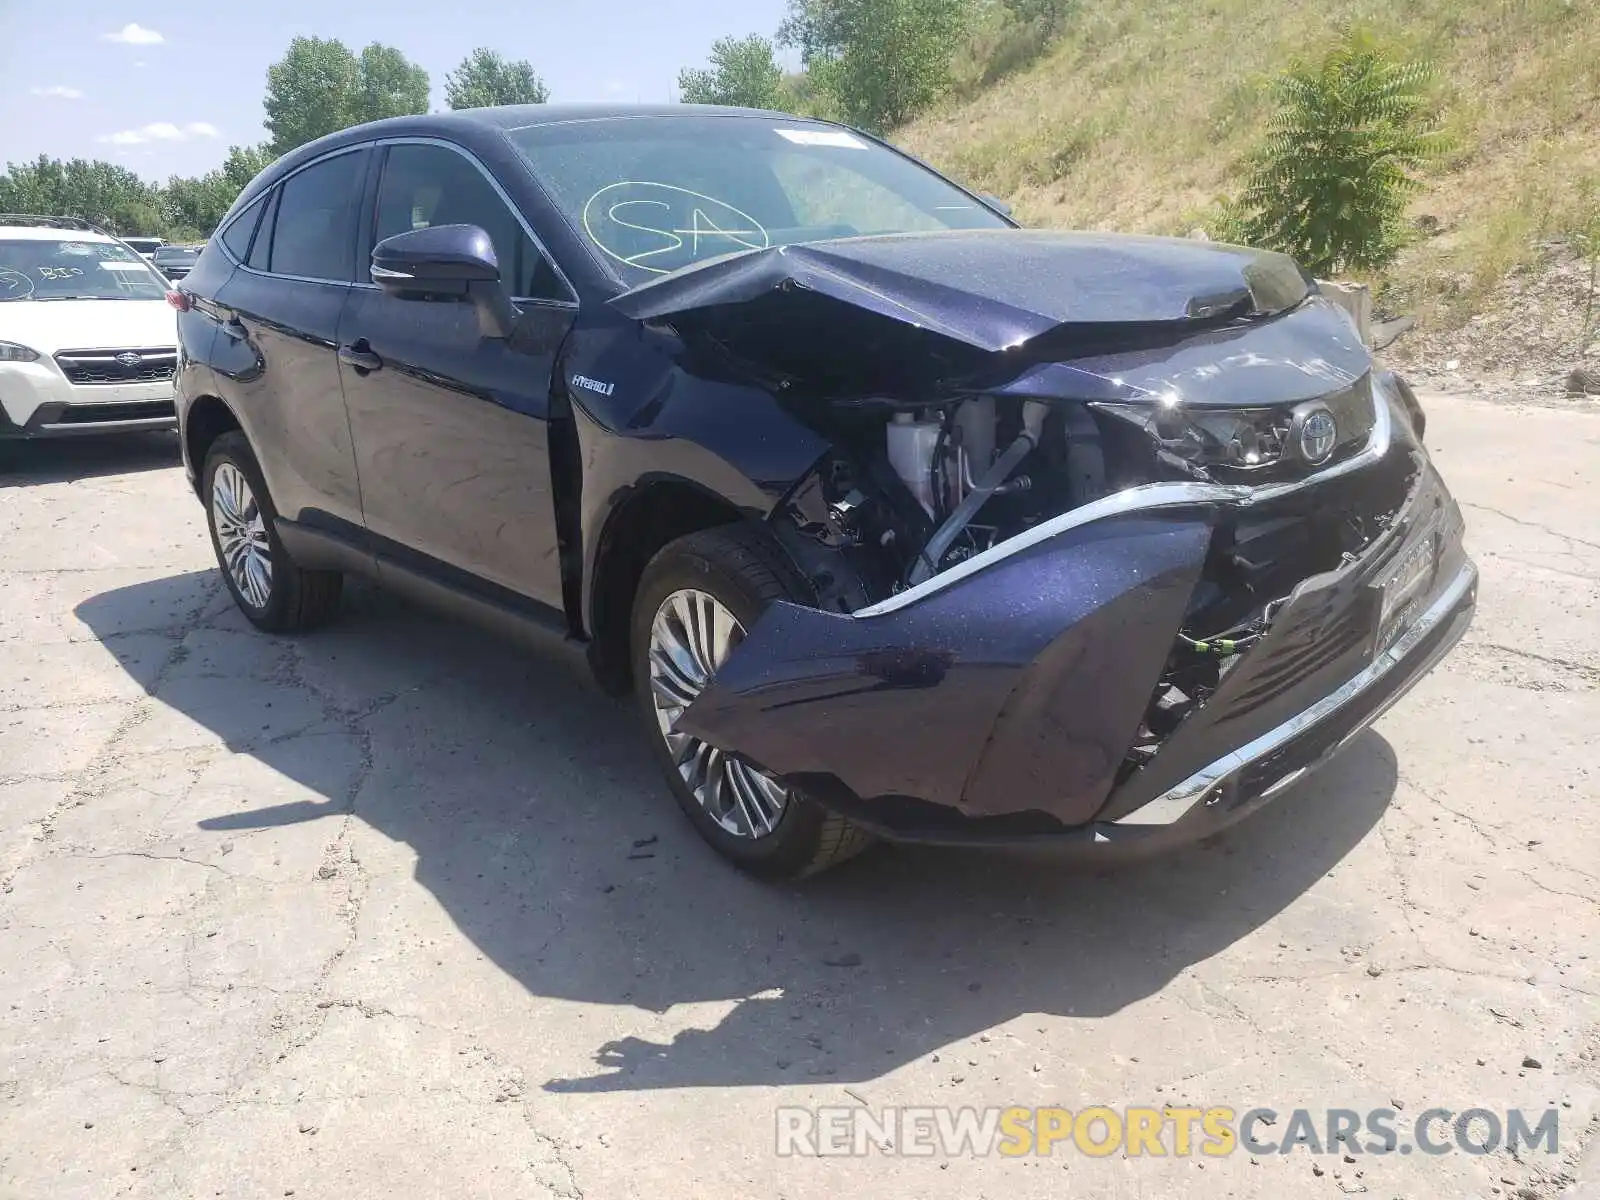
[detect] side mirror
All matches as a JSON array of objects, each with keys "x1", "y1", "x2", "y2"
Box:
[
  {"x1": 979, "y1": 193, "x2": 1014, "y2": 218},
  {"x1": 371, "y1": 223, "x2": 516, "y2": 339}
]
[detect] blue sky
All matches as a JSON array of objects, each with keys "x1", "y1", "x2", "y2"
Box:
[{"x1": 0, "y1": 0, "x2": 794, "y2": 182}]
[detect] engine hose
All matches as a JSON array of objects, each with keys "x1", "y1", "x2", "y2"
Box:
[{"x1": 907, "y1": 431, "x2": 1036, "y2": 586}]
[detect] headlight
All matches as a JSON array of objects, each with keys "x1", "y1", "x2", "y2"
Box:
[
  {"x1": 1374, "y1": 368, "x2": 1425, "y2": 438},
  {"x1": 1091, "y1": 374, "x2": 1378, "y2": 477},
  {"x1": 0, "y1": 341, "x2": 40, "y2": 363},
  {"x1": 1091, "y1": 400, "x2": 1293, "y2": 473}
]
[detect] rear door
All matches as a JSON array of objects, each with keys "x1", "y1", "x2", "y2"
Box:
[
  {"x1": 208, "y1": 146, "x2": 372, "y2": 536},
  {"x1": 337, "y1": 138, "x2": 578, "y2": 611}
]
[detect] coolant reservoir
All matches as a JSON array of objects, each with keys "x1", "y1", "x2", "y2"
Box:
[{"x1": 886, "y1": 412, "x2": 941, "y2": 516}]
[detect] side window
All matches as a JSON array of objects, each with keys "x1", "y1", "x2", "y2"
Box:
[
  {"x1": 372, "y1": 143, "x2": 569, "y2": 302},
  {"x1": 246, "y1": 189, "x2": 278, "y2": 272},
  {"x1": 219, "y1": 193, "x2": 265, "y2": 261},
  {"x1": 263, "y1": 150, "x2": 366, "y2": 282}
]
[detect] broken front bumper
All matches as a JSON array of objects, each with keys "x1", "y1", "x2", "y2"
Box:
[
  {"x1": 677, "y1": 402, "x2": 1476, "y2": 850},
  {"x1": 1092, "y1": 554, "x2": 1475, "y2": 851}
]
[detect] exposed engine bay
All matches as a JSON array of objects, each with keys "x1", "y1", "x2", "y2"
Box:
[
  {"x1": 775, "y1": 380, "x2": 1411, "y2": 614},
  {"x1": 768, "y1": 375, "x2": 1419, "y2": 784}
]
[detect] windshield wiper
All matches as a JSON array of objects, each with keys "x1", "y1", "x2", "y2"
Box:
[{"x1": 33, "y1": 294, "x2": 151, "y2": 301}]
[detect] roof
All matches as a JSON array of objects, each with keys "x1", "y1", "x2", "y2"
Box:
[
  {"x1": 0, "y1": 224, "x2": 115, "y2": 242},
  {"x1": 253, "y1": 103, "x2": 827, "y2": 207},
  {"x1": 466, "y1": 102, "x2": 798, "y2": 129},
  {"x1": 304, "y1": 103, "x2": 805, "y2": 144}
]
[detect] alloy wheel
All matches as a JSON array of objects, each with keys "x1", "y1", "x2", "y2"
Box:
[
  {"x1": 648, "y1": 588, "x2": 790, "y2": 839},
  {"x1": 211, "y1": 461, "x2": 273, "y2": 610}
]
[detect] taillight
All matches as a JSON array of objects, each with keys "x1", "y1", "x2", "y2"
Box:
[{"x1": 166, "y1": 290, "x2": 191, "y2": 312}]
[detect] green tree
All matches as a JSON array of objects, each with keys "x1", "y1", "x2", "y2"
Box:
[
  {"x1": 1237, "y1": 25, "x2": 1447, "y2": 277},
  {"x1": 778, "y1": 0, "x2": 969, "y2": 133},
  {"x1": 161, "y1": 171, "x2": 234, "y2": 237},
  {"x1": 220, "y1": 144, "x2": 275, "y2": 193},
  {"x1": 161, "y1": 145, "x2": 276, "y2": 238},
  {"x1": 351, "y1": 42, "x2": 431, "y2": 125},
  {"x1": 678, "y1": 35, "x2": 784, "y2": 109},
  {"x1": 0, "y1": 155, "x2": 164, "y2": 234},
  {"x1": 2, "y1": 144, "x2": 276, "y2": 240},
  {"x1": 445, "y1": 47, "x2": 550, "y2": 109},
  {"x1": 263, "y1": 36, "x2": 430, "y2": 156},
  {"x1": 264, "y1": 37, "x2": 360, "y2": 156}
]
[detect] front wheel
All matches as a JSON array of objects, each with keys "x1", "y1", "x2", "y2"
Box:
[
  {"x1": 630, "y1": 525, "x2": 872, "y2": 880},
  {"x1": 202, "y1": 431, "x2": 341, "y2": 633}
]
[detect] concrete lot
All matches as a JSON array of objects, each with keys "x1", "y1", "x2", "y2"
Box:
[{"x1": 1, "y1": 391, "x2": 1597, "y2": 1199}]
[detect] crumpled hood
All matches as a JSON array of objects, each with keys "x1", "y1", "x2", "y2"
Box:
[{"x1": 608, "y1": 229, "x2": 1315, "y2": 353}]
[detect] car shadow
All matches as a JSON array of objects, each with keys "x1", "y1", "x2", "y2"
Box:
[
  {"x1": 0, "y1": 431, "x2": 180, "y2": 485},
  {"x1": 76, "y1": 569, "x2": 1399, "y2": 1094}
]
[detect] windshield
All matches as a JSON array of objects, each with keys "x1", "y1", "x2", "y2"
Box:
[
  {"x1": 0, "y1": 238, "x2": 169, "y2": 301},
  {"x1": 154, "y1": 247, "x2": 199, "y2": 265},
  {"x1": 506, "y1": 115, "x2": 1010, "y2": 284}
]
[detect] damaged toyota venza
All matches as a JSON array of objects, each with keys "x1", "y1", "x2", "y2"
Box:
[{"x1": 173, "y1": 105, "x2": 1477, "y2": 878}]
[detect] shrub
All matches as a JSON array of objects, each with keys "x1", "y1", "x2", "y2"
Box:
[
  {"x1": 678, "y1": 35, "x2": 784, "y2": 110},
  {"x1": 779, "y1": 0, "x2": 971, "y2": 133},
  {"x1": 1236, "y1": 25, "x2": 1448, "y2": 277}
]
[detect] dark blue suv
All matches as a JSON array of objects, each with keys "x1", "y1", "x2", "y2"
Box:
[{"x1": 174, "y1": 104, "x2": 1475, "y2": 879}]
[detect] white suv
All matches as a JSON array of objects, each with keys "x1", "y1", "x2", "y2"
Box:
[{"x1": 0, "y1": 216, "x2": 181, "y2": 440}]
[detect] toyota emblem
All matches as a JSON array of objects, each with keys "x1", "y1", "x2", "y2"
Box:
[
  {"x1": 114, "y1": 351, "x2": 143, "y2": 368},
  {"x1": 1298, "y1": 407, "x2": 1338, "y2": 464}
]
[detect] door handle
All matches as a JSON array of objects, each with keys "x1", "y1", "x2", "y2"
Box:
[{"x1": 338, "y1": 339, "x2": 383, "y2": 373}]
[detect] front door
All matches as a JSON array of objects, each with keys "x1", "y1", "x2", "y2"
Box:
[{"x1": 337, "y1": 140, "x2": 576, "y2": 612}]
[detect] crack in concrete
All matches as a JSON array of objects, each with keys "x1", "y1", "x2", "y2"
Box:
[
  {"x1": 72, "y1": 850, "x2": 244, "y2": 878},
  {"x1": 0, "y1": 696, "x2": 135, "y2": 715},
  {"x1": 1514, "y1": 869, "x2": 1600, "y2": 912},
  {"x1": 0, "y1": 577, "x2": 224, "y2": 896},
  {"x1": 1462, "y1": 502, "x2": 1600, "y2": 556},
  {"x1": 1399, "y1": 774, "x2": 1502, "y2": 848},
  {"x1": 524, "y1": 1126, "x2": 585, "y2": 1200},
  {"x1": 1460, "y1": 641, "x2": 1600, "y2": 688},
  {"x1": 1377, "y1": 809, "x2": 1433, "y2": 959}
]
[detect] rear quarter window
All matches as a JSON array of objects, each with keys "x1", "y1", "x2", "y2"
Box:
[{"x1": 219, "y1": 193, "x2": 266, "y2": 262}]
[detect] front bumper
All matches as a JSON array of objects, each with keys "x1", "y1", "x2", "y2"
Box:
[
  {"x1": 0, "y1": 362, "x2": 175, "y2": 439},
  {"x1": 1089, "y1": 556, "x2": 1475, "y2": 851},
  {"x1": 679, "y1": 399, "x2": 1475, "y2": 850}
]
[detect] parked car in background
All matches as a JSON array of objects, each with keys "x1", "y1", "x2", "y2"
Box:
[
  {"x1": 171, "y1": 105, "x2": 1476, "y2": 879},
  {"x1": 120, "y1": 236, "x2": 166, "y2": 261},
  {"x1": 152, "y1": 244, "x2": 201, "y2": 281},
  {"x1": 0, "y1": 214, "x2": 181, "y2": 439}
]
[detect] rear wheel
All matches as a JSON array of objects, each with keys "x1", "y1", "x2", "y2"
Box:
[
  {"x1": 630, "y1": 525, "x2": 872, "y2": 880},
  {"x1": 203, "y1": 431, "x2": 342, "y2": 633}
]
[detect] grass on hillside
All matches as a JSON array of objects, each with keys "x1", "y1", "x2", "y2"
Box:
[{"x1": 899, "y1": 0, "x2": 1600, "y2": 336}]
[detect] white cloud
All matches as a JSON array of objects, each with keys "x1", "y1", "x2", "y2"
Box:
[
  {"x1": 29, "y1": 85, "x2": 84, "y2": 99},
  {"x1": 103, "y1": 22, "x2": 164, "y2": 45},
  {"x1": 97, "y1": 121, "x2": 218, "y2": 146}
]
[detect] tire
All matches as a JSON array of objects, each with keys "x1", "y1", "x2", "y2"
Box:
[
  {"x1": 630, "y1": 524, "x2": 872, "y2": 880},
  {"x1": 202, "y1": 431, "x2": 342, "y2": 633}
]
